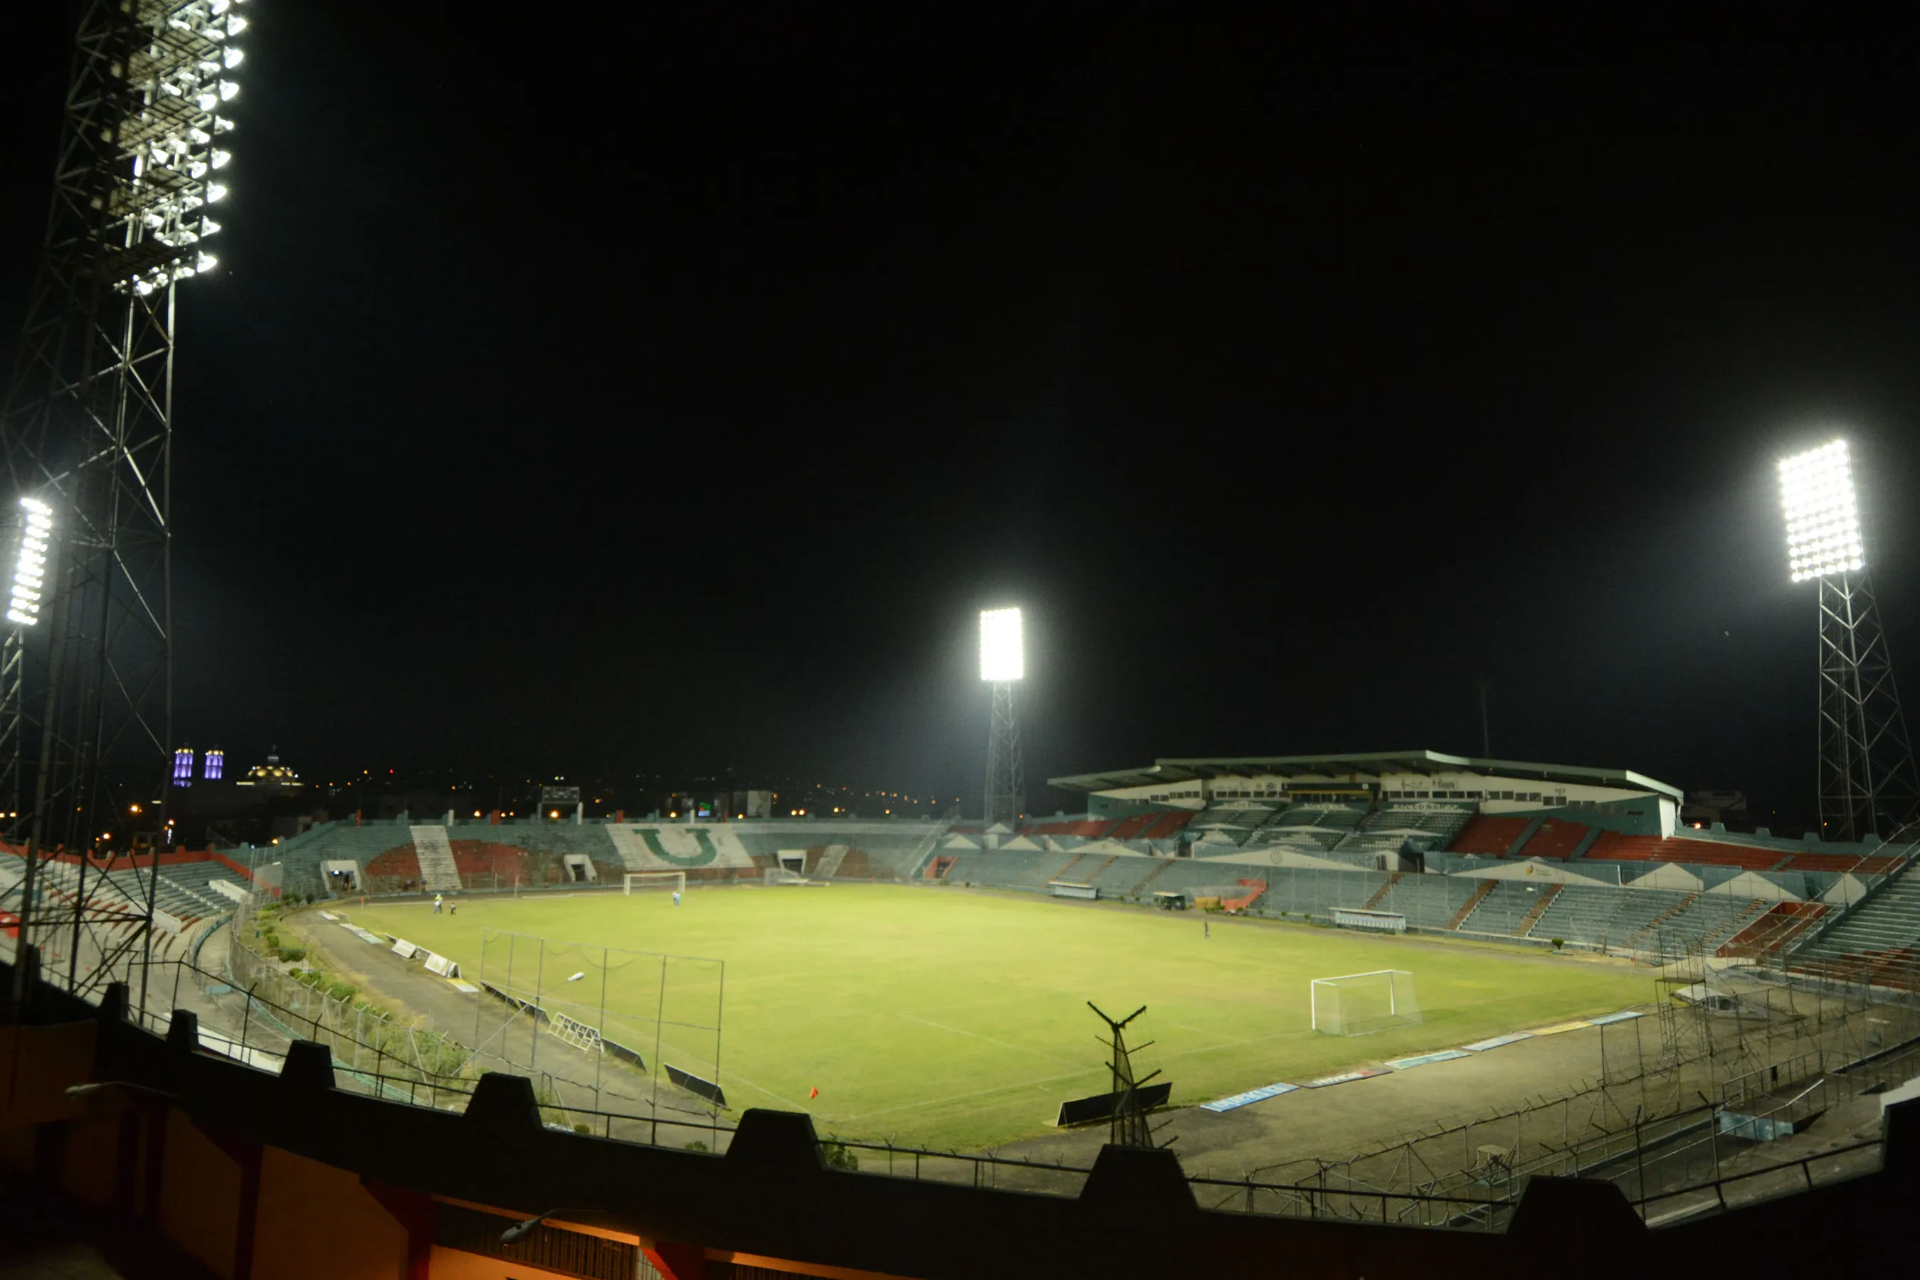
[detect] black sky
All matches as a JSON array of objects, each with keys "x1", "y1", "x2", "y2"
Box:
[{"x1": 4, "y1": 7, "x2": 1919, "y2": 821}]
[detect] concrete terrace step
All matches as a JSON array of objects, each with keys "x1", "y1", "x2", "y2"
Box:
[{"x1": 410, "y1": 824, "x2": 462, "y2": 891}]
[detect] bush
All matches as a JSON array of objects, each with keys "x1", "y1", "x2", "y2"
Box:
[
  {"x1": 1551, "y1": 937, "x2": 1566, "y2": 951},
  {"x1": 684, "y1": 1140, "x2": 710, "y2": 1154},
  {"x1": 820, "y1": 1141, "x2": 859, "y2": 1172},
  {"x1": 326, "y1": 981, "x2": 358, "y2": 1003},
  {"x1": 275, "y1": 946, "x2": 306, "y2": 963}
]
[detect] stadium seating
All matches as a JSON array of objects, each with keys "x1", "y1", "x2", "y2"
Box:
[
  {"x1": 1019, "y1": 818, "x2": 1115, "y2": 839},
  {"x1": 1718, "y1": 901, "x2": 1827, "y2": 958},
  {"x1": 364, "y1": 846, "x2": 420, "y2": 881},
  {"x1": 1585, "y1": 832, "x2": 1782, "y2": 872},
  {"x1": 1361, "y1": 874, "x2": 1485, "y2": 930},
  {"x1": 1141, "y1": 811, "x2": 1195, "y2": 841},
  {"x1": 1257, "y1": 805, "x2": 1366, "y2": 852},
  {"x1": 1512, "y1": 820, "x2": 1589, "y2": 860},
  {"x1": 1106, "y1": 813, "x2": 1159, "y2": 841},
  {"x1": 1336, "y1": 806, "x2": 1473, "y2": 855},
  {"x1": 1457, "y1": 881, "x2": 1551, "y2": 935},
  {"x1": 1779, "y1": 851, "x2": 1900, "y2": 875},
  {"x1": 1448, "y1": 815, "x2": 1530, "y2": 857},
  {"x1": 1793, "y1": 859, "x2": 1920, "y2": 983}
]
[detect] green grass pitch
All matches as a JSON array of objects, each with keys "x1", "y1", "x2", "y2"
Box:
[{"x1": 356, "y1": 884, "x2": 1650, "y2": 1149}]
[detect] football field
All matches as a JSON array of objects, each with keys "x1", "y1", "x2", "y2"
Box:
[{"x1": 354, "y1": 884, "x2": 1650, "y2": 1149}]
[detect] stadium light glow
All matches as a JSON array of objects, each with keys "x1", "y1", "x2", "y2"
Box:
[
  {"x1": 1779, "y1": 439, "x2": 1864, "y2": 583},
  {"x1": 979, "y1": 607, "x2": 1024, "y2": 682},
  {"x1": 8, "y1": 497, "x2": 52, "y2": 627}
]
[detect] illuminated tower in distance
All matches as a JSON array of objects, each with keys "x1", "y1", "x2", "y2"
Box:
[
  {"x1": 980, "y1": 607, "x2": 1024, "y2": 827},
  {"x1": 1778, "y1": 439, "x2": 1919, "y2": 843}
]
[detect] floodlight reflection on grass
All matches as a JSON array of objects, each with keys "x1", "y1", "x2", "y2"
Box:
[
  {"x1": 979, "y1": 607, "x2": 1023, "y2": 681},
  {"x1": 1779, "y1": 439, "x2": 1865, "y2": 584}
]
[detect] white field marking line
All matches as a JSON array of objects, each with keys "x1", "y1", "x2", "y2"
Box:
[
  {"x1": 1167, "y1": 1021, "x2": 1257, "y2": 1050},
  {"x1": 712, "y1": 1067, "x2": 812, "y2": 1112},
  {"x1": 892, "y1": 1012, "x2": 1083, "y2": 1068},
  {"x1": 841, "y1": 1067, "x2": 1101, "y2": 1124}
]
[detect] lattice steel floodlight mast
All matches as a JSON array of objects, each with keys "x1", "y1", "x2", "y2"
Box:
[
  {"x1": 1778, "y1": 440, "x2": 1919, "y2": 844},
  {"x1": 1, "y1": 0, "x2": 249, "y2": 1001},
  {"x1": 980, "y1": 607, "x2": 1024, "y2": 826}
]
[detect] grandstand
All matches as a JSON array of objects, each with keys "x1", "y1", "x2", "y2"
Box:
[{"x1": 190, "y1": 747, "x2": 1911, "y2": 972}]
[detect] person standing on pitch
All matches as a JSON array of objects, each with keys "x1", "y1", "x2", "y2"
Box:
[
  {"x1": 672, "y1": 890, "x2": 681, "y2": 907},
  {"x1": 434, "y1": 893, "x2": 443, "y2": 914},
  {"x1": 1204, "y1": 920, "x2": 1210, "y2": 939}
]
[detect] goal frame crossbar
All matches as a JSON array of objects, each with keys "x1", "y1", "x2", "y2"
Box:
[
  {"x1": 623, "y1": 871, "x2": 686, "y2": 895},
  {"x1": 1310, "y1": 969, "x2": 1420, "y2": 1035}
]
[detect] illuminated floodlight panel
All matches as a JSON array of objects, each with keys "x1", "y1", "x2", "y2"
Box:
[
  {"x1": 979, "y1": 607, "x2": 1024, "y2": 681},
  {"x1": 1779, "y1": 440, "x2": 1864, "y2": 583},
  {"x1": 8, "y1": 497, "x2": 52, "y2": 627}
]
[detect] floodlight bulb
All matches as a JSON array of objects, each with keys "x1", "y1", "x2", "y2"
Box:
[
  {"x1": 219, "y1": 81, "x2": 240, "y2": 102},
  {"x1": 194, "y1": 92, "x2": 217, "y2": 111},
  {"x1": 211, "y1": 149, "x2": 231, "y2": 169},
  {"x1": 979, "y1": 607, "x2": 1024, "y2": 681},
  {"x1": 227, "y1": 16, "x2": 249, "y2": 35},
  {"x1": 1778, "y1": 439, "x2": 1866, "y2": 583},
  {"x1": 224, "y1": 48, "x2": 245, "y2": 69},
  {"x1": 206, "y1": 184, "x2": 228, "y2": 203}
]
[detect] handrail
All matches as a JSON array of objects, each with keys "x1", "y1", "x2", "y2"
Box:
[{"x1": 1632, "y1": 1136, "x2": 1883, "y2": 1218}]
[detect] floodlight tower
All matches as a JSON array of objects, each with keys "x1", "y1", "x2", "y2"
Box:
[
  {"x1": 1, "y1": 0, "x2": 249, "y2": 998},
  {"x1": 1778, "y1": 440, "x2": 1919, "y2": 843},
  {"x1": 980, "y1": 607, "x2": 1024, "y2": 826}
]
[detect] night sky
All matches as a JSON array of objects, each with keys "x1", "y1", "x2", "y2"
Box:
[{"x1": 4, "y1": 8, "x2": 1918, "y2": 823}]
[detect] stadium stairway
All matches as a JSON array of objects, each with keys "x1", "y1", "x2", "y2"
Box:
[
  {"x1": 1363, "y1": 873, "x2": 1403, "y2": 910},
  {"x1": 1628, "y1": 892, "x2": 1699, "y2": 947},
  {"x1": 1446, "y1": 879, "x2": 1496, "y2": 929},
  {"x1": 1793, "y1": 855, "x2": 1920, "y2": 978},
  {"x1": 1128, "y1": 859, "x2": 1172, "y2": 896},
  {"x1": 409, "y1": 825, "x2": 462, "y2": 891},
  {"x1": 1517, "y1": 882, "x2": 1563, "y2": 934},
  {"x1": 814, "y1": 844, "x2": 851, "y2": 878},
  {"x1": 1718, "y1": 901, "x2": 1827, "y2": 958}
]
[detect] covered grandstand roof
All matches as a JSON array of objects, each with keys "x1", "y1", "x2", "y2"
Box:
[{"x1": 1048, "y1": 749, "x2": 1683, "y2": 803}]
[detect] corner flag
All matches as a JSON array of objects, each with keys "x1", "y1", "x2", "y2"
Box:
[{"x1": 809, "y1": 1086, "x2": 819, "y2": 1099}]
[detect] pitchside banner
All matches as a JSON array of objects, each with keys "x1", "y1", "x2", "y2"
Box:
[{"x1": 609, "y1": 825, "x2": 757, "y2": 871}]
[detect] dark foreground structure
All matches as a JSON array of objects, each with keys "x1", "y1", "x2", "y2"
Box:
[{"x1": 3, "y1": 951, "x2": 1918, "y2": 1280}]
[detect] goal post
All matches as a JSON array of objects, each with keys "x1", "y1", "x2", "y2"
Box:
[
  {"x1": 1310, "y1": 970, "x2": 1421, "y2": 1036},
  {"x1": 624, "y1": 871, "x2": 686, "y2": 896}
]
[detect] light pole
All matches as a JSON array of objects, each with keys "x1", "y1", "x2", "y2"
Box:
[
  {"x1": 1778, "y1": 440, "x2": 1919, "y2": 843},
  {"x1": 980, "y1": 607, "x2": 1025, "y2": 827}
]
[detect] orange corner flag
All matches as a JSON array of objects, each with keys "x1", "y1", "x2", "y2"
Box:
[{"x1": 809, "y1": 1086, "x2": 819, "y2": 1099}]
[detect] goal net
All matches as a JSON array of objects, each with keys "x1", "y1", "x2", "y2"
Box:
[
  {"x1": 624, "y1": 871, "x2": 686, "y2": 896},
  {"x1": 764, "y1": 866, "x2": 809, "y2": 885},
  {"x1": 1311, "y1": 970, "x2": 1421, "y2": 1036}
]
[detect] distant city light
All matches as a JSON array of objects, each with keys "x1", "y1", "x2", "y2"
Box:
[
  {"x1": 8, "y1": 497, "x2": 52, "y2": 626},
  {"x1": 172, "y1": 746, "x2": 194, "y2": 786},
  {"x1": 1779, "y1": 439, "x2": 1864, "y2": 583},
  {"x1": 979, "y1": 607, "x2": 1024, "y2": 682},
  {"x1": 204, "y1": 747, "x2": 224, "y2": 781}
]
